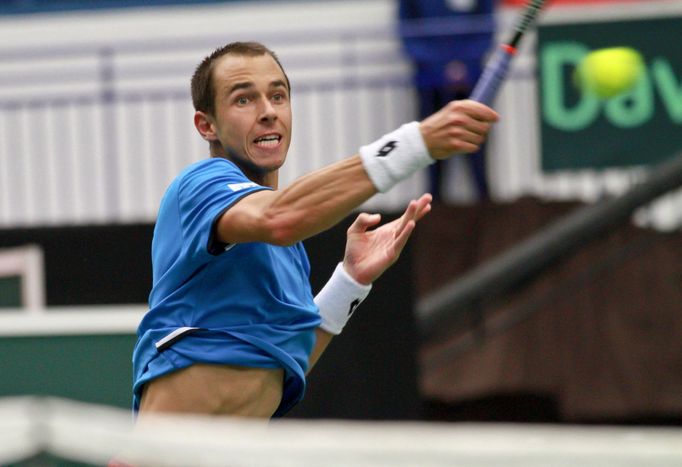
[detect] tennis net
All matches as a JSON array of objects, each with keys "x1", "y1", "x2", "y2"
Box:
[{"x1": 1, "y1": 397, "x2": 681, "y2": 466}]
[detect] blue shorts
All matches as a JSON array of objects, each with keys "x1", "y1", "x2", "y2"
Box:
[{"x1": 132, "y1": 327, "x2": 310, "y2": 417}]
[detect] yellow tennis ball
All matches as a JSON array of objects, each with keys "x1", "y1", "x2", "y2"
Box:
[{"x1": 575, "y1": 47, "x2": 645, "y2": 99}]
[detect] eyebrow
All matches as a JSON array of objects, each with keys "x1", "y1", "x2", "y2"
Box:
[
  {"x1": 270, "y1": 79, "x2": 288, "y2": 91},
  {"x1": 227, "y1": 82, "x2": 254, "y2": 95},
  {"x1": 227, "y1": 79, "x2": 288, "y2": 96}
]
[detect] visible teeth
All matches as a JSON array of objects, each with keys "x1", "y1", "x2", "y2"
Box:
[
  {"x1": 255, "y1": 135, "x2": 280, "y2": 147},
  {"x1": 255, "y1": 135, "x2": 279, "y2": 142}
]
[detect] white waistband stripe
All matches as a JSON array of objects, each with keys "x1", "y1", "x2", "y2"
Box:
[{"x1": 154, "y1": 326, "x2": 201, "y2": 350}]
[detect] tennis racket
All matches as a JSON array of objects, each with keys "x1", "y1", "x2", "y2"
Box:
[{"x1": 470, "y1": 0, "x2": 547, "y2": 106}]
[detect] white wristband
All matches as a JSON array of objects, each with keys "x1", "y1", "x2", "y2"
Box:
[
  {"x1": 315, "y1": 263, "x2": 372, "y2": 335},
  {"x1": 359, "y1": 121, "x2": 434, "y2": 193}
]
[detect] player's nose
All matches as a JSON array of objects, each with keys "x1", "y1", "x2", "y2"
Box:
[{"x1": 259, "y1": 98, "x2": 278, "y2": 123}]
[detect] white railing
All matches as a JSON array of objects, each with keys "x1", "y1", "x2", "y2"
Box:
[
  {"x1": 0, "y1": 28, "x2": 422, "y2": 227},
  {"x1": 1, "y1": 2, "x2": 681, "y2": 230}
]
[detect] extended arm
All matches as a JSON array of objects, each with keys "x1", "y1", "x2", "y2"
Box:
[
  {"x1": 215, "y1": 100, "x2": 497, "y2": 246},
  {"x1": 216, "y1": 156, "x2": 376, "y2": 245}
]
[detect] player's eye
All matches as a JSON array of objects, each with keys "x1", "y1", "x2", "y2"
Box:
[
  {"x1": 236, "y1": 96, "x2": 249, "y2": 105},
  {"x1": 272, "y1": 92, "x2": 287, "y2": 103}
]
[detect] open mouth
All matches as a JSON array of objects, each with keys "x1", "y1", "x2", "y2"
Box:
[{"x1": 253, "y1": 134, "x2": 282, "y2": 148}]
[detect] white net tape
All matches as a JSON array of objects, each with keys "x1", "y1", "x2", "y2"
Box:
[{"x1": 1, "y1": 397, "x2": 681, "y2": 466}]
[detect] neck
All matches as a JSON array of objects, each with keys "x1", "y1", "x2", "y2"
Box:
[{"x1": 210, "y1": 144, "x2": 279, "y2": 189}]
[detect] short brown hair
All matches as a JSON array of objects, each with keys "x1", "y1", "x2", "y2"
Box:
[{"x1": 191, "y1": 41, "x2": 290, "y2": 116}]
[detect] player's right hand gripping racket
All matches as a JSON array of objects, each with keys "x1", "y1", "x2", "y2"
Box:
[{"x1": 470, "y1": 0, "x2": 547, "y2": 106}]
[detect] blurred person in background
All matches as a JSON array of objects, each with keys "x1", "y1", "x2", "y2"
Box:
[{"x1": 399, "y1": 0, "x2": 496, "y2": 202}]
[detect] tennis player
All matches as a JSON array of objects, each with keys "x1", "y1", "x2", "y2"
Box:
[{"x1": 132, "y1": 41, "x2": 498, "y2": 419}]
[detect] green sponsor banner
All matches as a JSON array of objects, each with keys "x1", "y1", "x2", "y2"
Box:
[{"x1": 538, "y1": 16, "x2": 682, "y2": 171}]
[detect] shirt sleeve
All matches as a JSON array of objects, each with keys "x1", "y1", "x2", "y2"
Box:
[{"x1": 177, "y1": 160, "x2": 271, "y2": 258}]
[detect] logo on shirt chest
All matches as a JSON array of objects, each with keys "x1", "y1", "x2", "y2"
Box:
[{"x1": 227, "y1": 182, "x2": 259, "y2": 192}]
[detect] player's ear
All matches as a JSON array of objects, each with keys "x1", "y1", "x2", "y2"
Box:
[{"x1": 194, "y1": 111, "x2": 218, "y2": 141}]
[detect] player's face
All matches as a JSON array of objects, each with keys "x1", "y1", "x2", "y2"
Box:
[{"x1": 208, "y1": 54, "x2": 292, "y2": 175}]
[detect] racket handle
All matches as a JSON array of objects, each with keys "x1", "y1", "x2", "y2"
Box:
[{"x1": 470, "y1": 45, "x2": 516, "y2": 107}]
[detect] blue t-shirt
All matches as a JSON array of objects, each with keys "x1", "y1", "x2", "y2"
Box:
[{"x1": 133, "y1": 158, "x2": 321, "y2": 417}]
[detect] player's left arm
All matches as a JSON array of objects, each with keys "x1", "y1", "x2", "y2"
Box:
[{"x1": 306, "y1": 193, "x2": 432, "y2": 373}]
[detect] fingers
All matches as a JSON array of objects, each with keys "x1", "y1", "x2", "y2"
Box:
[
  {"x1": 420, "y1": 100, "x2": 499, "y2": 159},
  {"x1": 440, "y1": 105, "x2": 494, "y2": 152},
  {"x1": 415, "y1": 199, "x2": 432, "y2": 222},
  {"x1": 455, "y1": 99, "x2": 500, "y2": 123},
  {"x1": 394, "y1": 193, "x2": 432, "y2": 238},
  {"x1": 411, "y1": 193, "x2": 432, "y2": 222},
  {"x1": 392, "y1": 219, "x2": 416, "y2": 254},
  {"x1": 392, "y1": 195, "x2": 431, "y2": 251},
  {"x1": 347, "y1": 212, "x2": 381, "y2": 235},
  {"x1": 394, "y1": 199, "x2": 418, "y2": 236},
  {"x1": 351, "y1": 194, "x2": 431, "y2": 242}
]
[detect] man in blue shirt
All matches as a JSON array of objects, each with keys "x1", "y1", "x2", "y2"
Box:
[{"x1": 133, "y1": 41, "x2": 498, "y2": 419}]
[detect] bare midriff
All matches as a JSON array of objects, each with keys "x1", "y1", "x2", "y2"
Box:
[{"x1": 138, "y1": 364, "x2": 284, "y2": 418}]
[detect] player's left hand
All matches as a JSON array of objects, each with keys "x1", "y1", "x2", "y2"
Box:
[{"x1": 342, "y1": 193, "x2": 432, "y2": 285}]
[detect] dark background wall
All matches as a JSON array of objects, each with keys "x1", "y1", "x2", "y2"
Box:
[
  {"x1": 0, "y1": 224, "x2": 153, "y2": 306},
  {"x1": 414, "y1": 199, "x2": 682, "y2": 425}
]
